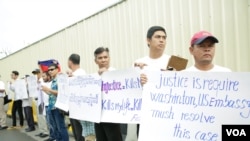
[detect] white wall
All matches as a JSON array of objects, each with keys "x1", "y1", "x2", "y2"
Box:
[{"x1": 0, "y1": 0, "x2": 249, "y2": 83}]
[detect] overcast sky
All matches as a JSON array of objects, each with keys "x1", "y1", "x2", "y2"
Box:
[{"x1": 0, "y1": 0, "x2": 120, "y2": 58}]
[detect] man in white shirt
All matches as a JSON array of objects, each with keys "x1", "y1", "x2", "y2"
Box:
[
  {"x1": 134, "y1": 26, "x2": 171, "y2": 71},
  {"x1": 185, "y1": 30, "x2": 232, "y2": 72},
  {"x1": 0, "y1": 76, "x2": 8, "y2": 130},
  {"x1": 41, "y1": 71, "x2": 55, "y2": 141},
  {"x1": 94, "y1": 47, "x2": 122, "y2": 141},
  {"x1": 137, "y1": 30, "x2": 232, "y2": 141},
  {"x1": 127, "y1": 26, "x2": 171, "y2": 141},
  {"x1": 32, "y1": 69, "x2": 50, "y2": 138},
  {"x1": 23, "y1": 75, "x2": 36, "y2": 132},
  {"x1": 67, "y1": 53, "x2": 86, "y2": 141},
  {"x1": 9, "y1": 71, "x2": 24, "y2": 129}
]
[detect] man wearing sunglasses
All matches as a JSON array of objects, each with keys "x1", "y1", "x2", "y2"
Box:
[{"x1": 42, "y1": 63, "x2": 69, "y2": 141}]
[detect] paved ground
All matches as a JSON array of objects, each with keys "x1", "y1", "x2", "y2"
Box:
[
  {"x1": 0, "y1": 116, "x2": 75, "y2": 141},
  {"x1": 0, "y1": 104, "x2": 137, "y2": 141},
  {"x1": 0, "y1": 128, "x2": 35, "y2": 141}
]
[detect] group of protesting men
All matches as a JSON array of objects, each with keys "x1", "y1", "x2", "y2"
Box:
[{"x1": 0, "y1": 25, "x2": 231, "y2": 141}]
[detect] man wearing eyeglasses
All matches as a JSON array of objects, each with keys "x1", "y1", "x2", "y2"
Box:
[{"x1": 42, "y1": 63, "x2": 69, "y2": 141}]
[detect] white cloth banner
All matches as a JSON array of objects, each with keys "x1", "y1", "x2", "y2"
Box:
[
  {"x1": 101, "y1": 68, "x2": 143, "y2": 124},
  {"x1": 138, "y1": 71, "x2": 250, "y2": 141},
  {"x1": 55, "y1": 74, "x2": 70, "y2": 111},
  {"x1": 68, "y1": 74, "x2": 102, "y2": 122}
]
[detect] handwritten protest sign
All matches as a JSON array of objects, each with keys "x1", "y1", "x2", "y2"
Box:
[
  {"x1": 68, "y1": 74, "x2": 102, "y2": 122},
  {"x1": 139, "y1": 71, "x2": 250, "y2": 141},
  {"x1": 55, "y1": 74, "x2": 70, "y2": 111},
  {"x1": 26, "y1": 76, "x2": 39, "y2": 97},
  {"x1": 13, "y1": 79, "x2": 28, "y2": 100},
  {"x1": 101, "y1": 68, "x2": 143, "y2": 123}
]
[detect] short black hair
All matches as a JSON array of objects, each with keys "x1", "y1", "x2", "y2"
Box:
[
  {"x1": 12, "y1": 71, "x2": 19, "y2": 76},
  {"x1": 147, "y1": 26, "x2": 166, "y2": 39},
  {"x1": 32, "y1": 69, "x2": 41, "y2": 74},
  {"x1": 69, "y1": 53, "x2": 80, "y2": 65},
  {"x1": 94, "y1": 47, "x2": 109, "y2": 57}
]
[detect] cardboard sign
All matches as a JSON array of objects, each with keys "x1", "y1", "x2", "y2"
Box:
[{"x1": 167, "y1": 55, "x2": 188, "y2": 71}]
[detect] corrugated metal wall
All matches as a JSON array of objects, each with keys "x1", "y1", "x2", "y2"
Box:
[{"x1": 0, "y1": 0, "x2": 249, "y2": 82}]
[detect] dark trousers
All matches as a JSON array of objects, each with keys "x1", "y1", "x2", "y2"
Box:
[
  {"x1": 137, "y1": 124, "x2": 140, "y2": 138},
  {"x1": 48, "y1": 108, "x2": 69, "y2": 141},
  {"x1": 95, "y1": 122, "x2": 122, "y2": 141},
  {"x1": 12, "y1": 100, "x2": 24, "y2": 126},
  {"x1": 70, "y1": 118, "x2": 84, "y2": 141},
  {"x1": 24, "y1": 106, "x2": 35, "y2": 129},
  {"x1": 120, "y1": 124, "x2": 127, "y2": 141}
]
